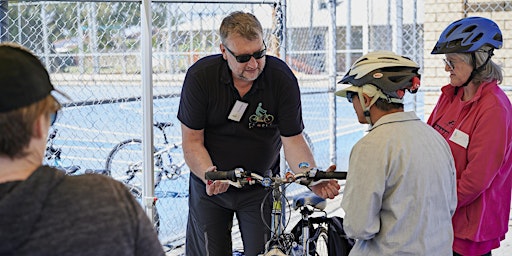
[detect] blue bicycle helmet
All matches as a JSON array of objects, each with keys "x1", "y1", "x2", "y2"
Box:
[{"x1": 431, "y1": 16, "x2": 502, "y2": 54}]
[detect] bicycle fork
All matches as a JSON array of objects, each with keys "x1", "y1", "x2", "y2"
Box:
[
  {"x1": 262, "y1": 189, "x2": 288, "y2": 256},
  {"x1": 270, "y1": 192, "x2": 284, "y2": 237}
]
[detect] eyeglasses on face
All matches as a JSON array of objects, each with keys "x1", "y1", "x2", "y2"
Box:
[
  {"x1": 443, "y1": 58, "x2": 455, "y2": 70},
  {"x1": 346, "y1": 91, "x2": 356, "y2": 103},
  {"x1": 50, "y1": 111, "x2": 58, "y2": 126},
  {"x1": 224, "y1": 42, "x2": 267, "y2": 63}
]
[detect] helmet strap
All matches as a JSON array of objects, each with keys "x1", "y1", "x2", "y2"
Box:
[
  {"x1": 456, "y1": 50, "x2": 493, "y2": 95},
  {"x1": 359, "y1": 91, "x2": 380, "y2": 126}
]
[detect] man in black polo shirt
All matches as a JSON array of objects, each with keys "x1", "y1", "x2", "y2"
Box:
[{"x1": 177, "y1": 11, "x2": 340, "y2": 256}]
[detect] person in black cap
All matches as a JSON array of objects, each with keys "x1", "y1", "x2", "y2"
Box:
[{"x1": 0, "y1": 42, "x2": 165, "y2": 256}]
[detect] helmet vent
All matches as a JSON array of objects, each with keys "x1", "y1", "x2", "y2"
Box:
[
  {"x1": 379, "y1": 57, "x2": 398, "y2": 60},
  {"x1": 388, "y1": 75, "x2": 402, "y2": 83},
  {"x1": 354, "y1": 57, "x2": 369, "y2": 65},
  {"x1": 446, "y1": 24, "x2": 461, "y2": 38},
  {"x1": 447, "y1": 39, "x2": 462, "y2": 48},
  {"x1": 493, "y1": 33, "x2": 503, "y2": 42},
  {"x1": 462, "y1": 25, "x2": 477, "y2": 33},
  {"x1": 472, "y1": 33, "x2": 483, "y2": 43}
]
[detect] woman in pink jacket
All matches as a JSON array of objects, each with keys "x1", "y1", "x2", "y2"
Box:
[{"x1": 428, "y1": 16, "x2": 512, "y2": 256}]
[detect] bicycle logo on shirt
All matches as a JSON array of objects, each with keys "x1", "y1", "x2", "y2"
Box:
[{"x1": 249, "y1": 102, "x2": 274, "y2": 128}]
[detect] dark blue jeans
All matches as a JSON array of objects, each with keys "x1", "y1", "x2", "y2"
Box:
[{"x1": 185, "y1": 175, "x2": 272, "y2": 256}]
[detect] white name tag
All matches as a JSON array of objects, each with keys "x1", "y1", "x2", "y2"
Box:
[
  {"x1": 228, "y1": 100, "x2": 248, "y2": 122},
  {"x1": 449, "y1": 129, "x2": 469, "y2": 149}
]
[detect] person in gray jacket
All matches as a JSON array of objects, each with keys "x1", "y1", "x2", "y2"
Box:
[
  {"x1": 0, "y1": 42, "x2": 165, "y2": 256},
  {"x1": 336, "y1": 51, "x2": 457, "y2": 255}
]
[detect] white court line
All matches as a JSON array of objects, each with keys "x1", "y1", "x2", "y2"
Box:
[
  {"x1": 307, "y1": 123, "x2": 365, "y2": 143},
  {"x1": 57, "y1": 123, "x2": 182, "y2": 141}
]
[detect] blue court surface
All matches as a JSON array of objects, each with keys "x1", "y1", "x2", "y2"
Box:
[{"x1": 45, "y1": 84, "x2": 424, "y2": 247}]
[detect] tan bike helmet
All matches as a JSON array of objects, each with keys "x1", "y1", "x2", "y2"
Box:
[{"x1": 336, "y1": 51, "x2": 421, "y2": 124}]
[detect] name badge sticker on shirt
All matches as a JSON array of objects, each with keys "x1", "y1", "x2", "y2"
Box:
[
  {"x1": 228, "y1": 100, "x2": 248, "y2": 122},
  {"x1": 449, "y1": 129, "x2": 469, "y2": 149}
]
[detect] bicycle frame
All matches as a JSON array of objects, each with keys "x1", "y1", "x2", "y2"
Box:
[
  {"x1": 265, "y1": 182, "x2": 327, "y2": 256},
  {"x1": 45, "y1": 129, "x2": 81, "y2": 175},
  {"x1": 45, "y1": 129, "x2": 161, "y2": 233},
  {"x1": 105, "y1": 122, "x2": 186, "y2": 187},
  {"x1": 205, "y1": 168, "x2": 346, "y2": 256},
  {"x1": 265, "y1": 183, "x2": 288, "y2": 256},
  {"x1": 290, "y1": 194, "x2": 329, "y2": 256}
]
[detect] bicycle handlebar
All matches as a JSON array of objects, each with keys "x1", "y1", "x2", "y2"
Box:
[
  {"x1": 204, "y1": 167, "x2": 244, "y2": 182},
  {"x1": 307, "y1": 169, "x2": 347, "y2": 180},
  {"x1": 205, "y1": 167, "x2": 347, "y2": 188}
]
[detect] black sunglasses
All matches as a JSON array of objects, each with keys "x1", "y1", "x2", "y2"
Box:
[
  {"x1": 346, "y1": 91, "x2": 356, "y2": 103},
  {"x1": 224, "y1": 42, "x2": 267, "y2": 63},
  {"x1": 50, "y1": 111, "x2": 58, "y2": 126}
]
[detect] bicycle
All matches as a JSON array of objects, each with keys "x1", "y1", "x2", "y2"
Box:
[
  {"x1": 205, "y1": 165, "x2": 348, "y2": 256},
  {"x1": 105, "y1": 121, "x2": 187, "y2": 194},
  {"x1": 45, "y1": 128, "x2": 84, "y2": 175},
  {"x1": 45, "y1": 128, "x2": 161, "y2": 233}
]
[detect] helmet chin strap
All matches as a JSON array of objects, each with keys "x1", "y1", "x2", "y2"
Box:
[
  {"x1": 455, "y1": 49, "x2": 494, "y2": 95},
  {"x1": 358, "y1": 91, "x2": 380, "y2": 126}
]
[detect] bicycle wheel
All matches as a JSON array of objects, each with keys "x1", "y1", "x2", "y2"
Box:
[
  {"x1": 127, "y1": 184, "x2": 160, "y2": 234},
  {"x1": 155, "y1": 144, "x2": 186, "y2": 181},
  {"x1": 310, "y1": 227, "x2": 328, "y2": 256},
  {"x1": 105, "y1": 139, "x2": 161, "y2": 186}
]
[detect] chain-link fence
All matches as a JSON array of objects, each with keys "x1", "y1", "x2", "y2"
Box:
[
  {"x1": 0, "y1": 0, "x2": 285, "y2": 250},
  {"x1": 0, "y1": 0, "x2": 424, "y2": 252},
  {"x1": 3, "y1": 0, "x2": 510, "y2": 253}
]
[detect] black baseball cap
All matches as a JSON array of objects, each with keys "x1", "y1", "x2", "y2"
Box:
[{"x1": 0, "y1": 43, "x2": 68, "y2": 113}]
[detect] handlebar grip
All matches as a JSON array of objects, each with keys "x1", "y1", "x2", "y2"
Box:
[
  {"x1": 205, "y1": 170, "x2": 237, "y2": 182},
  {"x1": 313, "y1": 171, "x2": 347, "y2": 180}
]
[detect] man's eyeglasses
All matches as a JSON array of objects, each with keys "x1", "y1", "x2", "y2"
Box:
[
  {"x1": 224, "y1": 42, "x2": 267, "y2": 63},
  {"x1": 443, "y1": 58, "x2": 455, "y2": 70},
  {"x1": 50, "y1": 111, "x2": 58, "y2": 126},
  {"x1": 346, "y1": 91, "x2": 356, "y2": 103}
]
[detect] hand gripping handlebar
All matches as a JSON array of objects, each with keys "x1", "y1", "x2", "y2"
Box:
[
  {"x1": 204, "y1": 167, "x2": 245, "y2": 182},
  {"x1": 205, "y1": 167, "x2": 347, "y2": 188}
]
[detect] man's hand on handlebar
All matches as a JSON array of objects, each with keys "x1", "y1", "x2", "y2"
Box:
[
  {"x1": 205, "y1": 166, "x2": 230, "y2": 196},
  {"x1": 309, "y1": 164, "x2": 341, "y2": 199},
  {"x1": 203, "y1": 165, "x2": 345, "y2": 199}
]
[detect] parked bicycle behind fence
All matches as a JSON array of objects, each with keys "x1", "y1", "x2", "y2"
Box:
[
  {"x1": 105, "y1": 121, "x2": 188, "y2": 198},
  {"x1": 45, "y1": 128, "x2": 161, "y2": 232},
  {"x1": 45, "y1": 128, "x2": 84, "y2": 175}
]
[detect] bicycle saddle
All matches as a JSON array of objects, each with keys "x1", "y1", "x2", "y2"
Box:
[
  {"x1": 84, "y1": 169, "x2": 109, "y2": 175},
  {"x1": 61, "y1": 165, "x2": 81, "y2": 175},
  {"x1": 292, "y1": 191, "x2": 326, "y2": 211},
  {"x1": 154, "y1": 122, "x2": 173, "y2": 130}
]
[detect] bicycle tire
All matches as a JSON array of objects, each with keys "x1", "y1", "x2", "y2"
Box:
[
  {"x1": 126, "y1": 184, "x2": 160, "y2": 234},
  {"x1": 105, "y1": 139, "x2": 162, "y2": 186}
]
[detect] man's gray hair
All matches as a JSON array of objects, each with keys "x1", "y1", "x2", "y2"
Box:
[{"x1": 219, "y1": 11, "x2": 263, "y2": 45}]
